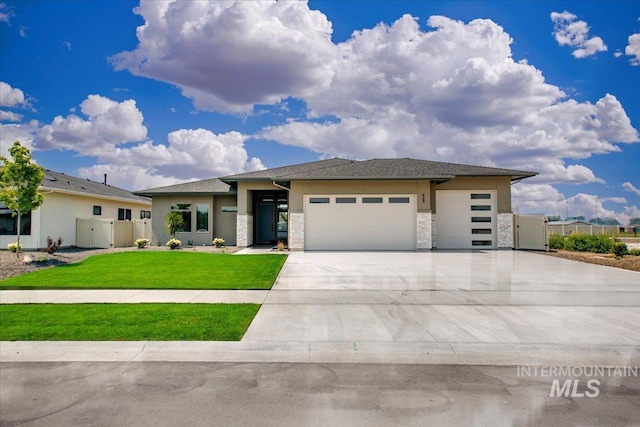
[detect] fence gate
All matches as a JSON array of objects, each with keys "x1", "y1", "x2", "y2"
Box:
[
  {"x1": 76, "y1": 218, "x2": 151, "y2": 248},
  {"x1": 514, "y1": 214, "x2": 548, "y2": 251}
]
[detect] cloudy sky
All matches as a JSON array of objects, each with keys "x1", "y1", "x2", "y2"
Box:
[{"x1": 1, "y1": 1, "x2": 639, "y2": 223}]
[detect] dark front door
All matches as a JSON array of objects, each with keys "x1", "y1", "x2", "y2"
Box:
[{"x1": 256, "y1": 203, "x2": 275, "y2": 244}]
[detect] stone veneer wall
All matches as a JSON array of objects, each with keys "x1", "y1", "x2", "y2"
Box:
[
  {"x1": 416, "y1": 212, "x2": 432, "y2": 250},
  {"x1": 497, "y1": 212, "x2": 514, "y2": 249},
  {"x1": 288, "y1": 212, "x2": 304, "y2": 250},
  {"x1": 236, "y1": 214, "x2": 253, "y2": 247},
  {"x1": 431, "y1": 213, "x2": 437, "y2": 248}
]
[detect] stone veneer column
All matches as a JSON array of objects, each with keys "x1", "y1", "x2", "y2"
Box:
[
  {"x1": 236, "y1": 214, "x2": 253, "y2": 247},
  {"x1": 416, "y1": 212, "x2": 432, "y2": 250},
  {"x1": 497, "y1": 212, "x2": 514, "y2": 249},
  {"x1": 431, "y1": 213, "x2": 437, "y2": 248},
  {"x1": 288, "y1": 212, "x2": 305, "y2": 251}
]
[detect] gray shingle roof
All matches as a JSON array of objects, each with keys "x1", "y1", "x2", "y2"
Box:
[
  {"x1": 219, "y1": 158, "x2": 354, "y2": 181},
  {"x1": 222, "y1": 158, "x2": 537, "y2": 182},
  {"x1": 41, "y1": 170, "x2": 150, "y2": 203},
  {"x1": 134, "y1": 178, "x2": 233, "y2": 196}
]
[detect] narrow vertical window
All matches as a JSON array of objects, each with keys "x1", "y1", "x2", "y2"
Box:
[{"x1": 196, "y1": 204, "x2": 209, "y2": 232}]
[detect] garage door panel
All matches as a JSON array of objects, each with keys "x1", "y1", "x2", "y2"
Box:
[
  {"x1": 436, "y1": 190, "x2": 496, "y2": 249},
  {"x1": 305, "y1": 195, "x2": 416, "y2": 251}
]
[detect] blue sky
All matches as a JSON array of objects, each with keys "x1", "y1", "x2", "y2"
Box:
[{"x1": 1, "y1": 0, "x2": 639, "y2": 223}]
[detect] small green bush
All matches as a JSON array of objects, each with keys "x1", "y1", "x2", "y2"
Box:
[
  {"x1": 564, "y1": 234, "x2": 613, "y2": 253},
  {"x1": 548, "y1": 235, "x2": 565, "y2": 250},
  {"x1": 627, "y1": 248, "x2": 640, "y2": 256},
  {"x1": 611, "y1": 242, "x2": 628, "y2": 259}
]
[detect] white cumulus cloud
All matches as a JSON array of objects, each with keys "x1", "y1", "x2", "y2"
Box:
[
  {"x1": 78, "y1": 128, "x2": 265, "y2": 190},
  {"x1": 550, "y1": 11, "x2": 607, "y2": 58},
  {"x1": 625, "y1": 33, "x2": 640, "y2": 66},
  {"x1": 512, "y1": 183, "x2": 638, "y2": 224},
  {"x1": 111, "y1": 6, "x2": 637, "y2": 184},
  {"x1": 260, "y1": 16, "x2": 636, "y2": 185},
  {"x1": 0, "y1": 81, "x2": 26, "y2": 107},
  {"x1": 0, "y1": 120, "x2": 39, "y2": 158},
  {"x1": 623, "y1": 182, "x2": 640, "y2": 197},
  {"x1": 110, "y1": 0, "x2": 335, "y2": 113},
  {"x1": 0, "y1": 110, "x2": 22, "y2": 122},
  {"x1": 34, "y1": 95, "x2": 147, "y2": 156}
]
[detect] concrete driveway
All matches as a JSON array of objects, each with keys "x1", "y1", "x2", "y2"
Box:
[{"x1": 242, "y1": 251, "x2": 640, "y2": 364}]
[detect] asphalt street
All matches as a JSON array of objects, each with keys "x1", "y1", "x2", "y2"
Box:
[{"x1": 1, "y1": 362, "x2": 638, "y2": 426}]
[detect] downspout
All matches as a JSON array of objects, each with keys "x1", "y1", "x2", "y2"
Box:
[{"x1": 272, "y1": 180, "x2": 290, "y2": 249}]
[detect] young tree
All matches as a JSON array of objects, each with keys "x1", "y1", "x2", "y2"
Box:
[
  {"x1": 165, "y1": 211, "x2": 184, "y2": 238},
  {"x1": 0, "y1": 141, "x2": 45, "y2": 257}
]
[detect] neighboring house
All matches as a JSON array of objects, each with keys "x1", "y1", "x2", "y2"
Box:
[
  {"x1": 548, "y1": 220, "x2": 620, "y2": 236},
  {"x1": 0, "y1": 170, "x2": 151, "y2": 249},
  {"x1": 136, "y1": 158, "x2": 536, "y2": 250}
]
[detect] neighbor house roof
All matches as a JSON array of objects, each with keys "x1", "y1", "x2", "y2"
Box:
[
  {"x1": 134, "y1": 178, "x2": 234, "y2": 196},
  {"x1": 41, "y1": 170, "x2": 150, "y2": 204},
  {"x1": 221, "y1": 158, "x2": 537, "y2": 182},
  {"x1": 548, "y1": 220, "x2": 594, "y2": 226}
]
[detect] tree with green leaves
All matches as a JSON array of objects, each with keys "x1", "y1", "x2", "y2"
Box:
[
  {"x1": 165, "y1": 211, "x2": 184, "y2": 238},
  {"x1": 0, "y1": 141, "x2": 45, "y2": 257}
]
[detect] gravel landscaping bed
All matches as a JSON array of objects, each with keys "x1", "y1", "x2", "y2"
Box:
[
  {"x1": 0, "y1": 246, "x2": 238, "y2": 280},
  {"x1": 541, "y1": 250, "x2": 640, "y2": 272}
]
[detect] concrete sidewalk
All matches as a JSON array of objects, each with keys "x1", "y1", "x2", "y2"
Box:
[{"x1": 2, "y1": 341, "x2": 638, "y2": 366}]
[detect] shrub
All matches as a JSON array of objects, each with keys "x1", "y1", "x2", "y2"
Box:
[
  {"x1": 628, "y1": 248, "x2": 640, "y2": 256},
  {"x1": 44, "y1": 236, "x2": 63, "y2": 254},
  {"x1": 548, "y1": 235, "x2": 565, "y2": 250},
  {"x1": 564, "y1": 234, "x2": 612, "y2": 253},
  {"x1": 167, "y1": 238, "x2": 181, "y2": 250},
  {"x1": 135, "y1": 238, "x2": 150, "y2": 249},
  {"x1": 213, "y1": 237, "x2": 225, "y2": 248},
  {"x1": 611, "y1": 242, "x2": 628, "y2": 259},
  {"x1": 7, "y1": 242, "x2": 22, "y2": 253}
]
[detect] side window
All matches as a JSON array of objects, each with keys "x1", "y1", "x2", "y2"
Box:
[
  {"x1": 118, "y1": 208, "x2": 132, "y2": 221},
  {"x1": 170, "y1": 204, "x2": 192, "y2": 232},
  {"x1": 93, "y1": 205, "x2": 102, "y2": 215}
]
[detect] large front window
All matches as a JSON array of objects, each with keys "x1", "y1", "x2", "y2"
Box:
[
  {"x1": 0, "y1": 203, "x2": 31, "y2": 235},
  {"x1": 171, "y1": 204, "x2": 192, "y2": 232},
  {"x1": 196, "y1": 204, "x2": 209, "y2": 232}
]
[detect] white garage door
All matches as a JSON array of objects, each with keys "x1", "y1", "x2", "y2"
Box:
[
  {"x1": 436, "y1": 190, "x2": 496, "y2": 249},
  {"x1": 305, "y1": 195, "x2": 416, "y2": 250}
]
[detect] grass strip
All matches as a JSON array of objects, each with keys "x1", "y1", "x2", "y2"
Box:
[
  {"x1": 0, "y1": 252, "x2": 287, "y2": 290},
  {"x1": 0, "y1": 303, "x2": 260, "y2": 341}
]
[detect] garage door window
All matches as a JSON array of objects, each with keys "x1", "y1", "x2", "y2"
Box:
[
  {"x1": 336, "y1": 197, "x2": 356, "y2": 204},
  {"x1": 471, "y1": 217, "x2": 492, "y2": 222},
  {"x1": 309, "y1": 197, "x2": 330, "y2": 204},
  {"x1": 362, "y1": 197, "x2": 383, "y2": 203},
  {"x1": 471, "y1": 194, "x2": 491, "y2": 200},
  {"x1": 472, "y1": 240, "x2": 493, "y2": 246},
  {"x1": 472, "y1": 229, "x2": 492, "y2": 234},
  {"x1": 471, "y1": 205, "x2": 491, "y2": 211},
  {"x1": 389, "y1": 197, "x2": 410, "y2": 203}
]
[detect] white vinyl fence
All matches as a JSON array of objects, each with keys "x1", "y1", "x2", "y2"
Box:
[
  {"x1": 76, "y1": 218, "x2": 152, "y2": 248},
  {"x1": 513, "y1": 214, "x2": 548, "y2": 251},
  {"x1": 548, "y1": 224, "x2": 620, "y2": 236}
]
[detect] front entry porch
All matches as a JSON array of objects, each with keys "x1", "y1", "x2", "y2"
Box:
[{"x1": 253, "y1": 191, "x2": 288, "y2": 247}]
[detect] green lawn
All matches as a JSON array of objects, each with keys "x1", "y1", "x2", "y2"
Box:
[
  {"x1": 0, "y1": 252, "x2": 287, "y2": 290},
  {"x1": 0, "y1": 303, "x2": 260, "y2": 341}
]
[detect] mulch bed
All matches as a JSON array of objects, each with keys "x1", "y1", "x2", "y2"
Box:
[{"x1": 540, "y1": 250, "x2": 640, "y2": 273}]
